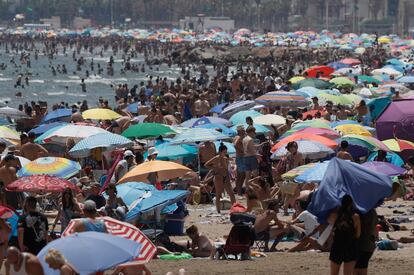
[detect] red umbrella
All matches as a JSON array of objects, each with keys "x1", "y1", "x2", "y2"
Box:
[
  {"x1": 63, "y1": 216, "x2": 156, "y2": 264},
  {"x1": 6, "y1": 175, "x2": 79, "y2": 193},
  {"x1": 0, "y1": 205, "x2": 14, "y2": 219},
  {"x1": 304, "y1": 66, "x2": 334, "y2": 78}
]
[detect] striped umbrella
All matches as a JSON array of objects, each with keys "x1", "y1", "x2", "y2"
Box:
[
  {"x1": 341, "y1": 134, "x2": 389, "y2": 151},
  {"x1": 63, "y1": 216, "x2": 156, "y2": 264},
  {"x1": 69, "y1": 133, "x2": 134, "y2": 158},
  {"x1": 195, "y1": 123, "x2": 236, "y2": 137},
  {"x1": 291, "y1": 119, "x2": 332, "y2": 131},
  {"x1": 36, "y1": 125, "x2": 109, "y2": 145},
  {"x1": 17, "y1": 157, "x2": 81, "y2": 179},
  {"x1": 0, "y1": 126, "x2": 20, "y2": 141},
  {"x1": 0, "y1": 107, "x2": 28, "y2": 119},
  {"x1": 219, "y1": 100, "x2": 256, "y2": 118},
  {"x1": 383, "y1": 139, "x2": 414, "y2": 152},
  {"x1": 272, "y1": 133, "x2": 337, "y2": 152},
  {"x1": 271, "y1": 140, "x2": 334, "y2": 160},
  {"x1": 317, "y1": 93, "x2": 353, "y2": 106},
  {"x1": 255, "y1": 91, "x2": 310, "y2": 107},
  {"x1": 169, "y1": 128, "x2": 228, "y2": 144},
  {"x1": 281, "y1": 163, "x2": 317, "y2": 181},
  {"x1": 7, "y1": 175, "x2": 80, "y2": 193},
  {"x1": 180, "y1": 116, "x2": 231, "y2": 128},
  {"x1": 295, "y1": 161, "x2": 330, "y2": 183},
  {"x1": 281, "y1": 127, "x2": 341, "y2": 140},
  {"x1": 229, "y1": 110, "x2": 262, "y2": 125}
]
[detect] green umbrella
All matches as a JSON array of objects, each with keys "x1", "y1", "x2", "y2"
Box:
[
  {"x1": 293, "y1": 78, "x2": 333, "y2": 90},
  {"x1": 317, "y1": 93, "x2": 353, "y2": 105},
  {"x1": 122, "y1": 123, "x2": 176, "y2": 139},
  {"x1": 329, "y1": 77, "x2": 355, "y2": 88},
  {"x1": 357, "y1": 75, "x2": 381, "y2": 84}
]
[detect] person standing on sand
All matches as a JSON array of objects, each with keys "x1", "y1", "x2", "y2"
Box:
[
  {"x1": 0, "y1": 155, "x2": 19, "y2": 209},
  {"x1": 198, "y1": 141, "x2": 216, "y2": 178},
  {"x1": 242, "y1": 126, "x2": 259, "y2": 190},
  {"x1": 19, "y1": 132, "x2": 48, "y2": 161},
  {"x1": 5, "y1": 246, "x2": 44, "y2": 275},
  {"x1": 233, "y1": 125, "x2": 246, "y2": 196}
]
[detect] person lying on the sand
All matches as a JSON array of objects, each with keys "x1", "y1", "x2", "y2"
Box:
[{"x1": 185, "y1": 225, "x2": 215, "y2": 258}]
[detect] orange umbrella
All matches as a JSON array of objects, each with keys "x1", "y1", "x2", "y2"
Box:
[
  {"x1": 304, "y1": 66, "x2": 334, "y2": 78},
  {"x1": 271, "y1": 133, "x2": 337, "y2": 152}
]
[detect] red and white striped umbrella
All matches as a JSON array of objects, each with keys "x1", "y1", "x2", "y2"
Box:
[{"x1": 63, "y1": 217, "x2": 156, "y2": 264}]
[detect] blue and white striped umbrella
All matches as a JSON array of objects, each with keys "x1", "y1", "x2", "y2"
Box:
[
  {"x1": 219, "y1": 100, "x2": 256, "y2": 119},
  {"x1": 29, "y1": 122, "x2": 68, "y2": 136},
  {"x1": 69, "y1": 133, "x2": 133, "y2": 158},
  {"x1": 180, "y1": 116, "x2": 231, "y2": 128},
  {"x1": 169, "y1": 128, "x2": 228, "y2": 144},
  {"x1": 271, "y1": 140, "x2": 334, "y2": 160},
  {"x1": 295, "y1": 161, "x2": 330, "y2": 183}
]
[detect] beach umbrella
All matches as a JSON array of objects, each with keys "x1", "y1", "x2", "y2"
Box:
[
  {"x1": 343, "y1": 94, "x2": 363, "y2": 105},
  {"x1": 378, "y1": 36, "x2": 391, "y2": 44},
  {"x1": 63, "y1": 216, "x2": 156, "y2": 264},
  {"x1": 367, "y1": 151, "x2": 404, "y2": 167},
  {"x1": 301, "y1": 109, "x2": 327, "y2": 118},
  {"x1": 317, "y1": 93, "x2": 353, "y2": 106},
  {"x1": 7, "y1": 175, "x2": 79, "y2": 193},
  {"x1": 308, "y1": 158, "x2": 392, "y2": 222},
  {"x1": 0, "y1": 126, "x2": 20, "y2": 142},
  {"x1": 255, "y1": 91, "x2": 310, "y2": 107},
  {"x1": 0, "y1": 205, "x2": 14, "y2": 219},
  {"x1": 271, "y1": 140, "x2": 334, "y2": 160},
  {"x1": 339, "y1": 58, "x2": 361, "y2": 65},
  {"x1": 230, "y1": 123, "x2": 270, "y2": 134},
  {"x1": 303, "y1": 66, "x2": 334, "y2": 78},
  {"x1": 219, "y1": 100, "x2": 256, "y2": 118},
  {"x1": 357, "y1": 75, "x2": 381, "y2": 84},
  {"x1": 17, "y1": 157, "x2": 81, "y2": 179},
  {"x1": 214, "y1": 141, "x2": 236, "y2": 155},
  {"x1": 118, "y1": 160, "x2": 192, "y2": 184},
  {"x1": 296, "y1": 87, "x2": 322, "y2": 98},
  {"x1": 397, "y1": 75, "x2": 414, "y2": 84},
  {"x1": 180, "y1": 116, "x2": 230, "y2": 127},
  {"x1": 229, "y1": 110, "x2": 262, "y2": 125},
  {"x1": 328, "y1": 62, "x2": 351, "y2": 70},
  {"x1": 272, "y1": 132, "x2": 337, "y2": 152},
  {"x1": 281, "y1": 127, "x2": 341, "y2": 140},
  {"x1": 289, "y1": 76, "x2": 305, "y2": 84},
  {"x1": 253, "y1": 114, "x2": 286, "y2": 126},
  {"x1": 41, "y1": 108, "x2": 72, "y2": 123},
  {"x1": 281, "y1": 163, "x2": 317, "y2": 181},
  {"x1": 144, "y1": 143, "x2": 197, "y2": 160},
  {"x1": 0, "y1": 107, "x2": 28, "y2": 119},
  {"x1": 195, "y1": 123, "x2": 236, "y2": 137},
  {"x1": 341, "y1": 134, "x2": 389, "y2": 151},
  {"x1": 29, "y1": 122, "x2": 67, "y2": 136},
  {"x1": 293, "y1": 78, "x2": 332, "y2": 89},
  {"x1": 209, "y1": 103, "x2": 229, "y2": 114},
  {"x1": 291, "y1": 119, "x2": 331, "y2": 131},
  {"x1": 371, "y1": 67, "x2": 402, "y2": 77},
  {"x1": 82, "y1": 108, "x2": 122, "y2": 120},
  {"x1": 122, "y1": 123, "x2": 176, "y2": 139},
  {"x1": 382, "y1": 139, "x2": 414, "y2": 152},
  {"x1": 361, "y1": 161, "x2": 406, "y2": 177},
  {"x1": 169, "y1": 128, "x2": 228, "y2": 144},
  {"x1": 329, "y1": 77, "x2": 355, "y2": 88},
  {"x1": 376, "y1": 100, "x2": 414, "y2": 141},
  {"x1": 366, "y1": 96, "x2": 391, "y2": 121},
  {"x1": 335, "y1": 124, "x2": 372, "y2": 136},
  {"x1": 38, "y1": 232, "x2": 141, "y2": 275},
  {"x1": 36, "y1": 124, "x2": 109, "y2": 145},
  {"x1": 295, "y1": 161, "x2": 330, "y2": 183},
  {"x1": 330, "y1": 120, "x2": 359, "y2": 128},
  {"x1": 69, "y1": 133, "x2": 134, "y2": 158}
]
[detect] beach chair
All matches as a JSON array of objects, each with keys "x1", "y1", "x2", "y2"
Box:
[{"x1": 215, "y1": 223, "x2": 255, "y2": 260}]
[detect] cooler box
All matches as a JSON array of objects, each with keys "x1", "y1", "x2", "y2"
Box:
[{"x1": 164, "y1": 212, "x2": 186, "y2": 235}]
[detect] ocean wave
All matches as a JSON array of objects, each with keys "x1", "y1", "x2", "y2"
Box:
[
  {"x1": 30, "y1": 79, "x2": 45, "y2": 83},
  {"x1": 47, "y1": 91, "x2": 65, "y2": 96},
  {"x1": 66, "y1": 93, "x2": 87, "y2": 97},
  {"x1": 0, "y1": 78, "x2": 12, "y2": 81}
]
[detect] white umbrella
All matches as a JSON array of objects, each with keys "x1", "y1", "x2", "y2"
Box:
[
  {"x1": 253, "y1": 114, "x2": 286, "y2": 126},
  {"x1": 371, "y1": 68, "x2": 402, "y2": 77},
  {"x1": 36, "y1": 125, "x2": 109, "y2": 145},
  {"x1": 271, "y1": 140, "x2": 334, "y2": 160},
  {"x1": 0, "y1": 107, "x2": 28, "y2": 119}
]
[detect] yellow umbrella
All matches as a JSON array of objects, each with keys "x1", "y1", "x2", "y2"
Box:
[
  {"x1": 289, "y1": 76, "x2": 305, "y2": 84},
  {"x1": 117, "y1": 160, "x2": 192, "y2": 184},
  {"x1": 0, "y1": 126, "x2": 20, "y2": 142},
  {"x1": 334, "y1": 124, "x2": 372, "y2": 137},
  {"x1": 82, "y1": 108, "x2": 122, "y2": 120},
  {"x1": 378, "y1": 36, "x2": 391, "y2": 44}
]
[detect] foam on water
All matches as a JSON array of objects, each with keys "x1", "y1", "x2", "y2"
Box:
[
  {"x1": 47, "y1": 91, "x2": 65, "y2": 96},
  {"x1": 0, "y1": 78, "x2": 12, "y2": 81},
  {"x1": 30, "y1": 79, "x2": 45, "y2": 83}
]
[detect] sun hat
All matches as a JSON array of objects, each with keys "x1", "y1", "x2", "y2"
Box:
[
  {"x1": 147, "y1": 147, "x2": 159, "y2": 156},
  {"x1": 124, "y1": 150, "x2": 134, "y2": 158}
]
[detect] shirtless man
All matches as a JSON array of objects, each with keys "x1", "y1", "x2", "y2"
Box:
[
  {"x1": 198, "y1": 141, "x2": 216, "y2": 178},
  {"x1": 20, "y1": 132, "x2": 48, "y2": 161},
  {"x1": 0, "y1": 218, "x2": 11, "y2": 269},
  {"x1": 0, "y1": 155, "x2": 19, "y2": 209},
  {"x1": 5, "y1": 247, "x2": 44, "y2": 275},
  {"x1": 336, "y1": 141, "x2": 354, "y2": 161},
  {"x1": 233, "y1": 125, "x2": 246, "y2": 195},
  {"x1": 185, "y1": 225, "x2": 214, "y2": 258},
  {"x1": 242, "y1": 126, "x2": 258, "y2": 190},
  {"x1": 107, "y1": 116, "x2": 132, "y2": 134},
  {"x1": 194, "y1": 94, "x2": 210, "y2": 117}
]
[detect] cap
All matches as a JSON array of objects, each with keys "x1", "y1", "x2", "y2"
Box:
[
  {"x1": 83, "y1": 200, "x2": 97, "y2": 211},
  {"x1": 124, "y1": 150, "x2": 134, "y2": 158},
  {"x1": 147, "y1": 147, "x2": 159, "y2": 156}
]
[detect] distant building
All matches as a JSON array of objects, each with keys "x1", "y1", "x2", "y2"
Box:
[
  {"x1": 73, "y1": 17, "x2": 92, "y2": 29},
  {"x1": 40, "y1": 16, "x2": 61, "y2": 29},
  {"x1": 179, "y1": 15, "x2": 235, "y2": 32}
]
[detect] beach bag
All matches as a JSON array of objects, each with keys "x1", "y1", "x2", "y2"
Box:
[{"x1": 377, "y1": 240, "x2": 398, "y2": 250}]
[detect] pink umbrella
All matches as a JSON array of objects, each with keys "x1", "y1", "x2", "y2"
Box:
[
  {"x1": 294, "y1": 127, "x2": 341, "y2": 139},
  {"x1": 6, "y1": 175, "x2": 80, "y2": 193},
  {"x1": 340, "y1": 58, "x2": 361, "y2": 65}
]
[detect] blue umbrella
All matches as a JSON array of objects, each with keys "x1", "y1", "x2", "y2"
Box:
[
  {"x1": 38, "y1": 232, "x2": 141, "y2": 275},
  {"x1": 195, "y1": 123, "x2": 236, "y2": 137},
  {"x1": 295, "y1": 161, "x2": 330, "y2": 183},
  {"x1": 209, "y1": 103, "x2": 229, "y2": 114},
  {"x1": 34, "y1": 124, "x2": 67, "y2": 144},
  {"x1": 308, "y1": 158, "x2": 392, "y2": 222},
  {"x1": 229, "y1": 110, "x2": 262, "y2": 125},
  {"x1": 397, "y1": 75, "x2": 414, "y2": 84},
  {"x1": 29, "y1": 122, "x2": 68, "y2": 136},
  {"x1": 328, "y1": 62, "x2": 350, "y2": 70},
  {"x1": 219, "y1": 100, "x2": 256, "y2": 119},
  {"x1": 361, "y1": 161, "x2": 406, "y2": 177},
  {"x1": 169, "y1": 128, "x2": 228, "y2": 144},
  {"x1": 368, "y1": 151, "x2": 405, "y2": 167},
  {"x1": 367, "y1": 96, "x2": 391, "y2": 121},
  {"x1": 330, "y1": 120, "x2": 359, "y2": 128},
  {"x1": 180, "y1": 116, "x2": 230, "y2": 128},
  {"x1": 230, "y1": 123, "x2": 270, "y2": 134},
  {"x1": 214, "y1": 141, "x2": 236, "y2": 155},
  {"x1": 69, "y1": 133, "x2": 133, "y2": 158},
  {"x1": 144, "y1": 143, "x2": 197, "y2": 160},
  {"x1": 126, "y1": 102, "x2": 139, "y2": 113},
  {"x1": 41, "y1": 108, "x2": 72, "y2": 123}
]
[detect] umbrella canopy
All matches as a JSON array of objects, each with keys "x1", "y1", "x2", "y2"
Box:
[
  {"x1": 0, "y1": 205, "x2": 14, "y2": 219},
  {"x1": 304, "y1": 66, "x2": 334, "y2": 78},
  {"x1": 118, "y1": 160, "x2": 192, "y2": 184},
  {"x1": 289, "y1": 76, "x2": 306, "y2": 84},
  {"x1": 29, "y1": 122, "x2": 68, "y2": 136},
  {"x1": 293, "y1": 78, "x2": 333, "y2": 89},
  {"x1": 0, "y1": 126, "x2": 20, "y2": 141},
  {"x1": 0, "y1": 107, "x2": 28, "y2": 119},
  {"x1": 295, "y1": 161, "x2": 330, "y2": 183},
  {"x1": 38, "y1": 232, "x2": 141, "y2": 275},
  {"x1": 397, "y1": 75, "x2": 414, "y2": 84},
  {"x1": 17, "y1": 157, "x2": 81, "y2": 179},
  {"x1": 357, "y1": 75, "x2": 381, "y2": 84},
  {"x1": 368, "y1": 151, "x2": 405, "y2": 167},
  {"x1": 281, "y1": 127, "x2": 341, "y2": 140},
  {"x1": 180, "y1": 116, "x2": 230, "y2": 127},
  {"x1": 339, "y1": 58, "x2": 361, "y2": 65},
  {"x1": 371, "y1": 67, "x2": 401, "y2": 77},
  {"x1": 230, "y1": 123, "x2": 270, "y2": 134},
  {"x1": 255, "y1": 91, "x2": 310, "y2": 107},
  {"x1": 41, "y1": 108, "x2": 72, "y2": 123},
  {"x1": 383, "y1": 138, "x2": 414, "y2": 152},
  {"x1": 7, "y1": 175, "x2": 79, "y2": 193},
  {"x1": 308, "y1": 158, "x2": 393, "y2": 222},
  {"x1": 219, "y1": 100, "x2": 256, "y2": 118},
  {"x1": 229, "y1": 110, "x2": 262, "y2": 125},
  {"x1": 169, "y1": 128, "x2": 228, "y2": 144},
  {"x1": 122, "y1": 123, "x2": 176, "y2": 139},
  {"x1": 335, "y1": 124, "x2": 372, "y2": 136},
  {"x1": 281, "y1": 163, "x2": 317, "y2": 181},
  {"x1": 82, "y1": 108, "x2": 122, "y2": 120},
  {"x1": 341, "y1": 134, "x2": 389, "y2": 151},
  {"x1": 253, "y1": 114, "x2": 286, "y2": 126},
  {"x1": 36, "y1": 125, "x2": 109, "y2": 145},
  {"x1": 272, "y1": 132, "x2": 337, "y2": 152},
  {"x1": 329, "y1": 77, "x2": 355, "y2": 88},
  {"x1": 291, "y1": 119, "x2": 332, "y2": 130},
  {"x1": 330, "y1": 120, "x2": 359, "y2": 128},
  {"x1": 366, "y1": 96, "x2": 391, "y2": 121},
  {"x1": 144, "y1": 143, "x2": 197, "y2": 160},
  {"x1": 271, "y1": 140, "x2": 334, "y2": 160},
  {"x1": 376, "y1": 100, "x2": 414, "y2": 141},
  {"x1": 317, "y1": 93, "x2": 353, "y2": 106},
  {"x1": 63, "y1": 216, "x2": 156, "y2": 264},
  {"x1": 209, "y1": 103, "x2": 229, "y2": 114},
  {"x1": 361, "y1": 161, "x2": 406, "y2": 177},
  {"x1": 69, "y1": 133, "x2": 134, "y2": 158},
  {"x1": 194, "y1": 123, "x2": 236, "y2": 137}
]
